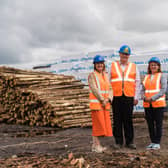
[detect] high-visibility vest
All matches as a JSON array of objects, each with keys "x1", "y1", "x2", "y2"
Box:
[
  {"x1": 143, "y1": 73, "x2": 166, "y2": 108},
  {"x1": 89, "y1": 71, "x2": 110, "y2": 111},
  {"x1": 110, "y1": 61, "x2": 136, "y2": 97}
]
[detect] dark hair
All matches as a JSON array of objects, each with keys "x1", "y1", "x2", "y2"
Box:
[
  {"x1": 147, "y1": 62, "x2": 162, "y2": 74},
  {"x1": 94, "y1": 62, "x2": 105, "y2": 72}
]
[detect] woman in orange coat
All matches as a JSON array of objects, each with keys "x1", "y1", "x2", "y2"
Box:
[{"x1": 88, "y1": 55, "x2": 113, "y2": 153}]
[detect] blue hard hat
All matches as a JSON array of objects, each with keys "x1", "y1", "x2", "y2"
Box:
[
  {"x1": 119, "y1": 45, "x2": 131, "y2": 55},
  {"x1": 93, "y1": 55, "x2": 105, "y2": 64},
  {"x1": 148, "y1": 57, "x2": 160, "y2": 64}
]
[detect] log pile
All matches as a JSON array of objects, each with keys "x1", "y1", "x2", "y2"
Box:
[
  {"x1": 0, "y1": 66, "x2": 147, "y2": 128},
  {"x1": 0, "y1": 66, "x2": 92, "y2": 128}
]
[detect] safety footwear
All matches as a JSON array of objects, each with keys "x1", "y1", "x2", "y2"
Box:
[
  {"x1": 92, "y1": 145, "x2": 106, "y2": 153},
  {"x1": 151, "y1": 144, "x2": 160, "y2": 150},
  {"x1": 126, "y1": 143, "x2": 136, "y2": 149},
  {"x1": 101, "y1": 146, "x2": 107, "y2": 151},
  {"x1": 113, "y1": 144, "x2": 123, "y2": 149},
  {"x1": 146, "y1": 143, "x2": 154, "y2": 150}
]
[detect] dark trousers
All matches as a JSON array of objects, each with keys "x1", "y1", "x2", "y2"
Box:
[
  {"x1": 112, "y1": 95, "x2": 134, "y2": 145},
  {"x1": 145, "y1": 106, "x2": 164, "y2": 144}
]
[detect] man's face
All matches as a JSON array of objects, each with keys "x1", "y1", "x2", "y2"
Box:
[{"x1": 119, "y1": 53, "x2": 130, "y2": 64}]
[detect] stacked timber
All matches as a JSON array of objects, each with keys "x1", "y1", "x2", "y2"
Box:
[{"x1": 0, "y1": 66, "x2": 92, "y2": 128}]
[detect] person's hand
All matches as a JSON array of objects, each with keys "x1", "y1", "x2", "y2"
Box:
[
  {"x1": 105, "y1": 98, "x2": 110, "y2": 104},
  {"x1": 101, "y1": 99, "x2": 109, "y2": 108},
  {"x1": 101, "y1": 100, "x2": 106, "y2": 108},
  {"x1": 144, "y1": 97, "x2": 152, "y2": 102},
  {"x1": 134, "y1": 99, "x2": 138, "y2": 105}
]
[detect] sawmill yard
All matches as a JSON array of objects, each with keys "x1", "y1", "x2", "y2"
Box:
[
  {"x1": 1, "y1": 66, "x2": 168, "y2": 167},
  {"x1": 0, "y1": 120, "x2": 168, "y2": 167}
]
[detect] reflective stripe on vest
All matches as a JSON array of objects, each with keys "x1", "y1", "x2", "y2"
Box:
[
  {"x1": 89, "y1": 71, "x2": 110, "y2": 110},
  {"x1": 143, "y1": 73, "x2": 166, "y2": 108},
  {"x1": 110, "y1": 61, "x2": 136, "y2": 96}
]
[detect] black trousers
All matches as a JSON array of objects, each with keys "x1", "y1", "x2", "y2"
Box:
[
  {"x1": 112, "y1": 95, "x2": 134, "y2": 145},
  {"x1": 145, "y1": 106, "x2": 164, "y2": 144}
]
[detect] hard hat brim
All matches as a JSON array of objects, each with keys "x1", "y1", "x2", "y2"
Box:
[
  {"x1": 93, "y1": 61, "x2": 105, "y2": 64},
  {"x1": 119, "y1": 51, "x2": 130, "y2": 55},
  {"x1": 149, "y1": 61, "x2": 160, "y2": 64}
]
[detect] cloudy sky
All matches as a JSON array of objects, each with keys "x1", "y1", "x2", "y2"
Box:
[{"x1": 1, "y1": 0, "x2": 168, "y2": 66}]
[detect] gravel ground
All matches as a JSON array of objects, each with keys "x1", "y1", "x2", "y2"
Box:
[{"x1": 0, "y1": 118, "x2": 168, "y2": 167}]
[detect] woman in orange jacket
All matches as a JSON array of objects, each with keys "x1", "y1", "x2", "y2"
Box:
[
  {"x1": 88, "y1": 55, "x2": 113, "y2": 153},
  {"x1": 142, "y1": 57, "x2": 167, "y2": 150}
]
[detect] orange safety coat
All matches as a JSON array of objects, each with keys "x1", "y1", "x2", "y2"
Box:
[
  {"x1": 88, "y1": 71, "x2": 112, "y2": 137},
  {"x1": 91, "y1": 110, "x2": 112, "y2": 136},
  {"x1": 89, "y1": 71, "x2": 110, "y2": 111},
  {"x1": 143, "y1": 73, "x2": 166, "y2": 108},
  {"x1": 110, "y1": 61, "x2": 136, "y2": 97}
]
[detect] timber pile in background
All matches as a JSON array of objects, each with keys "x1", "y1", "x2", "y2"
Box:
[{"x1": 0, "y1": 66, "x2": 91, "y2": 128}]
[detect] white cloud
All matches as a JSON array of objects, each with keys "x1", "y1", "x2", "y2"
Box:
[{"x1": 0, "y1": 0, "x2": 168, "y2": 65}]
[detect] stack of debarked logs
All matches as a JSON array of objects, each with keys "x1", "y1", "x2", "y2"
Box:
[
  {"x1": 0, "y1": 66, "x2": 145, "y2": 128},
  {"x1": 0, "y1": 66, "x2": 91, "y2": 128}
]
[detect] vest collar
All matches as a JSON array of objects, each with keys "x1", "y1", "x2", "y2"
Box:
[{"x1": 118, "y1": 60, "x2": 129, "y2": 66}]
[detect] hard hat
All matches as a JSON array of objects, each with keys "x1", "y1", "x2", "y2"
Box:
[
  {"x1": 119, "y1": 45, "x2": 131, "y2": 55},
  {"x1": 148, "y1": 57, "x2": 160, "y2": 64},
  {"x1": 93, "y1": 55, "x2": 105, "y2": 64}
]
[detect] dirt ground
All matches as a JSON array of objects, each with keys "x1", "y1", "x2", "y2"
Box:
[{"x1": 0, "y1": 115, "x2": 168, "y2": 167}]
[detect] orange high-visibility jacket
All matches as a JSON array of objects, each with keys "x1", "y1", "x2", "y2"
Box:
[
  {"x1": 110, "y1": 61, "x2": 136, "y2": 97},
  {"x1": 143, "y1": 73, "x2": 166, "y2": 108},
  {"x1": 89, "y1": 71, "x2": 110, "y2": 111}
]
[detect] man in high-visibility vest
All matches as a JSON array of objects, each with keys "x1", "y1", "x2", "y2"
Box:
[{"x1": 110, "y1": 45, "x2": 140, "y2": 149}]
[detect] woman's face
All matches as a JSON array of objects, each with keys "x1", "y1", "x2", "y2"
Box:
[
  {"x1": 95, "y1": 62, "x2": 104, "y2": 72},
  {"x1": 149, "y1": 62, "x2": 159, "y2": 74}
]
